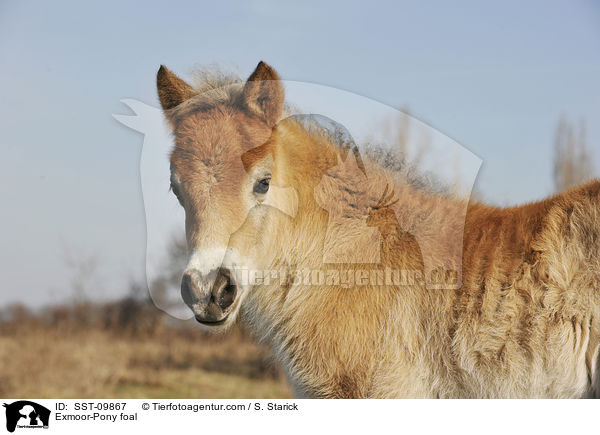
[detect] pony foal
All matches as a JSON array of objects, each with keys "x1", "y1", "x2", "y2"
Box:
[{"x1": 157, "y1": 61, "x2": 600, "y2": 398}]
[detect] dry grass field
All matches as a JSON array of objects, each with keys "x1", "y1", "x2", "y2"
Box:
[{"x1": 0, "y1": 302, "x2": 292, "y2": 399}]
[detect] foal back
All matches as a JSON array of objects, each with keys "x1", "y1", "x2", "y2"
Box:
[{"x1": 448, "y1": 180, "x2": 600, "y2": 397}]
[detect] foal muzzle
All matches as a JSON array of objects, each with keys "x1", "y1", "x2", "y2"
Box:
[{"x1": 181, "y1": 267, "x2": 238, "y2": 325}]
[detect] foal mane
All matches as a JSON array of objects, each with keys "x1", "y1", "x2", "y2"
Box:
[
  {"x1": 165, "y1": 67, "x2": 244, "y2": 124},
  {"x1": 287, "y1": 114, "x2": 454, "y2": 198}
]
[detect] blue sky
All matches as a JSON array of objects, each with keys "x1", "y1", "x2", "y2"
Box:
[{"x1": 0, "y1": 0, "x2": 598, "y2": 307}]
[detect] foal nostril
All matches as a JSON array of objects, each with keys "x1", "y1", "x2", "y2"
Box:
[
  {"x1": 181, "y1": 270, "x2": 202, "y2": 306},
  {"x1": 212, "y1": 268, "x2": 237, "y2": 310},
  {"x1": 218, "y1": 281, "x2": 236, "y2": 309},
  {"x1": 181, "y1": 267, "x2": 237, "y2": 316}
]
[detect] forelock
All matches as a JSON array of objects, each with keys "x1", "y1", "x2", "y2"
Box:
[{"x1": 166, "y1": 67, "x2": 244, "y2": 124}]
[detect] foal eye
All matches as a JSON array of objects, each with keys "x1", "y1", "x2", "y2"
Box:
[{"x1": 253, "y1": 178, "x2": 270, "y2": 194}]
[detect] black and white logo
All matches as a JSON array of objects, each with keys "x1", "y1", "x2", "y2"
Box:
[{"x1": 3, "y1": 401, "x2": 50, "y2": 433}]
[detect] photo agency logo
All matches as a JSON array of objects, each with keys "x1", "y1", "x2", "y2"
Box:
[
  {"x1": 114, "y1": 64, "x2": 481, "y2": 321},
  {"x1": 3, "y1": 401, "x2": 50, "y2": 432}
]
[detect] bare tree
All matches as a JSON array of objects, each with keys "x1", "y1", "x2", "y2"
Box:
[
  {"x1": 370, "y1": 107, "x2": 432, "y2": 168},
  {"x1": 365, "y1": 108, "x2": 458, "y2": 196},
  {"x1": 61, "y1": 242, "x2": 100, "y2": 305},
  {"x1": 148, "y1": 232, "x2": 188, "y2": 310},
  {"x1": 553, "y1": 116, "x2": 594, "y2": 192}
]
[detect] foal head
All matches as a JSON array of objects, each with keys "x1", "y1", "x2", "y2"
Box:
[{"x1": 157, "y1": 61, "x2": 284, "y2": 327}]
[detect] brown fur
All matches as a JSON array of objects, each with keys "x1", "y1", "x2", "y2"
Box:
[{"x1": 159, "y1": 61, "x2": 600, "y2": 398}]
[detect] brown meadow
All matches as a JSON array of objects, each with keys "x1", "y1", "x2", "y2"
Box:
[{"x1": 0, "y1": 302, "x2": 291, "y2": 398}]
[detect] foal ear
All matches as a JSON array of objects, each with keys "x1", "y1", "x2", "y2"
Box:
[
  {"x1": 242, "y1": 61, "x2": 284, "y2": 126},
  {"x1": 157, "y1": 65, "x2": 196, "y2": 111}
]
